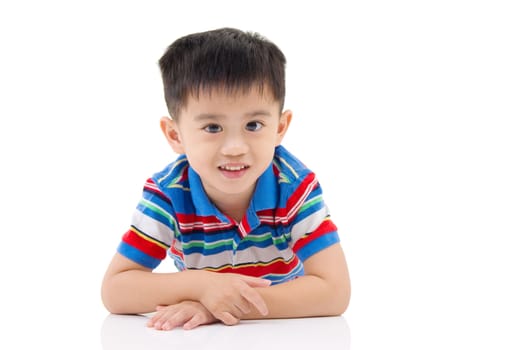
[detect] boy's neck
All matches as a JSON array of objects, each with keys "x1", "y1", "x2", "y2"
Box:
[{"x1": 211, "y1": 193, "x2": 252, "y2": 223}]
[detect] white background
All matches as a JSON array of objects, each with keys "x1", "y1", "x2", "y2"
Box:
[{"x1": 0, "y1": 0, "x2": 526, "y2": 349}]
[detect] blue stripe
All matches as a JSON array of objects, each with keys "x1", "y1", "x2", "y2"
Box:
[
  {"x1": 296, "y1": 231, "x2": 340, "y2": 262},
  {"x1": 117, "y1": 241, "x2": 161, "y2": 269},
  {"x1": 137, "y1": 202, "x2": 174, "y2": 230},
  {"x1": 295, "y1": 200, "x2": 325, "y2": 223},
  {"x1": 265, "y1": 262, "x2": 305, "y2": 285},
  {"x1": 237, "y1": 238, "x2": 285, "y2": 251},
  {"x1": 183, "y1": 234, "x2": 290, "y2": 255},
  {"x1": 184, "y1": 243, "x2": 232, "y2": 256},
  {"x1": 180, "y1": 231, "x2": 231, "y2": 243},
  {"x1": 143, "y1": 190, "x2": 174, "y2": 214}
]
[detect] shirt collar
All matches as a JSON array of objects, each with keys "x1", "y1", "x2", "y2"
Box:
[
  {"x1": 188, "y1": 166, "x2": 230, "y2": 223},
  {"x1": 187, "y1": 162, "x2": 278, "y2": 226},
  {"x1": 251, "y1": 163, "x2": 278, "y2": 211}
]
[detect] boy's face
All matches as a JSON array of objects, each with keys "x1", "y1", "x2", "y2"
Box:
[{"x1": 161, "y1": 86, "x2": 291, "y2": 207}]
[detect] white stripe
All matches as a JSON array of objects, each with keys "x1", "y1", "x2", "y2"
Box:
[
  {"x1": 144, "y1": 182, "x2": 159, "y2": 191},
  {"x1": 290, "y1": 205, "x2": 329, "y2": 243},
  {"x1": 132, "y1": 209, "x2": 175, "y2": 246},
  {"x1": 178, "y1": 221, "x2": 232, "y2": 231},
  {"x1": 183, "y1": 237, "x2": 233, "y2": 248},
  {"x1": 274, "y1": 176, "x2": 318, "y2": 225},
  {"x1": 183, "y1": 246, "x2": 296, "y2": 269}
]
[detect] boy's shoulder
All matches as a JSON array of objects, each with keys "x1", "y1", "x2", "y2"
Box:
[
  {"x1": 150, "y1": 154, "x2": 191, "y2": 190},
  {"x1": 272, "y1": 145, "x2": 313, "y2": 185}
]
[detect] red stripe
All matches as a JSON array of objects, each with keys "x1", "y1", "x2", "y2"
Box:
[
  {"x1": 169, "y1": 245, "x2": 184, "y2": 260},
  {"x1": 122, "y1": 229, "x2": 167, "y2": 260},
  {"x1": 258, "y1": 208, "x2": 274, "y2": 218},
  {"x1": 275, "y1": 173, "x2": 317, "y2": 225},
  {"x1": 144, "y1": 179, "x2": 171, "y2": 202},
  {"x1": 180, "y1": 167, "x2": 189, "y2": 182},
  {"x1": 286, "y1": 172, "x2": 316, "y2": 211},
  {"x1": 239, "y1": 217, "x2": 251, "y2": 238},
  {"x1": 176, "y1": 213, "x2": 226, "y2": 225},
  {"x1": 176, "y1": 213, "x2": 235, "y2": 233},
  {"x1": 272, "y1": 163, "x2": 280, "y2": 176},
  {"x1": 212, "y1": 256, "x2": 301, "y2": 277},
  {"x1": 292, "y1": 219, "x2": 337, "y2": 253}
]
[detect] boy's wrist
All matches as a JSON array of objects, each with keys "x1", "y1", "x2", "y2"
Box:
[{"x1": 180, "y1": 269, "x2": 210, "y2": 301}]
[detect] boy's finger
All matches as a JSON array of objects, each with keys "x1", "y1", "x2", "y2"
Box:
[
  {"x1": 217, "y1": 311, "x2": 240, "y2": 326},
  {"x1": 240, "y1": 287, "x2": 269, "y2": 316},
  {"x1": 241, "y1": 276, "x2": 272, "y2": 287},
  {"x1": 235, "y1": 298, "x2": 251, "y2": 314},
  {"x1": 183, "y1": 313, "x2": 204, "y2": 330},
  {"x1": 147, "y1": 312, "x2": 162, "y2": 327}
]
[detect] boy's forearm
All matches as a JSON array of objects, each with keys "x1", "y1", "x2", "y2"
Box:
[
  {"x1": 242, "y1": 244, "x2": 350, "y2": 320},
  {"x1": 102, "y1": 244, "x2": 350, "y2": 319},
  {"x1": 243, "y1": 274, "x2": 350, "y2": 320},
  {"x1": 102, "y1": 269, "x2": 207, "y2": 314}
]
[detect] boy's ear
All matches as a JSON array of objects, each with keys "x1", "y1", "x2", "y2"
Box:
[
  {"x1": 275, "y1": 109, "x2": 293, "y2": 146},
  {"x1": 160, "y1": 116, "x2": 185, "y2": 154}
]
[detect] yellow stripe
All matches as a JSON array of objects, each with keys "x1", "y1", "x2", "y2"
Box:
[
  {"x1": 159, "y1": 158, "x2": 188, "y2": 184},
  {"x1": 167, "y1": 183, "x2": 191, "y2": 191},
  {"x1": 277, "y1": 156, "x2": 299, "y2": 178},
  {"x1": 204, "y1": 256, "x2": 295, "y2": 271},
  {"x1": 130, "y1": 226, "x2": 169, "y2": 249}
]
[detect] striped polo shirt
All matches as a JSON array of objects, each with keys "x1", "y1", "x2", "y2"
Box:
[{"x1": 118, "y1": 145, "x2": 340, "y2": 285}]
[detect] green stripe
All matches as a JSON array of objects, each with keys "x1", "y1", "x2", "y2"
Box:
[
  {"x1": 244, "y1": 232, "x2": 271, "y2": 243},
  {"x1": 182, "y1": 239, "x2": 232, "y2": 250},
  {"x1": 140, "y1": 199, "x2": 176, "y2": 228},
  {"x1": 244, "y1": 231, "x2": 291, "y2": 245},
  {"x1": 272, "y1": 232, "x2": 290, "y2": 245},
  {"x1": 182, "y1": 231, "x2": 292, "y2": 250},
  {"x1": 298, "y1": 195, "x2": 323, "y2": 214}
]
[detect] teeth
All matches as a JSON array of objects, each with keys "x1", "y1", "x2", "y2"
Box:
[{"x1": 220, "y1": 165, "x2": 247, "y2": 171}]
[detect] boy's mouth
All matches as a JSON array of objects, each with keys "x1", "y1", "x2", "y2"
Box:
[
  {"x1": 218, "y1": 164, "x2": 250, "y2": 178},
  {"x1": 218, "y1": 164, "x2": 249, "y2": 171}
]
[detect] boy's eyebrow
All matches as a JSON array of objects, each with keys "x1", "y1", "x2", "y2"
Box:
[
  {"x1": 193, "y1": 113, "x2": 222, "y2": 122},
  {"x1": 246, "y1": 110, "x2": 273, "y2": 118},
  {"x1": 193, "y1": 110, "x2": 273, "y2": 121}
]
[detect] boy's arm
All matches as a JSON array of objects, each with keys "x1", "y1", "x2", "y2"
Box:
[
  {"x1": 243, "y1": 243, "x2": 351, "y2": 319},
  {"x1": 101, "y1": 253, "x2": 193, "y2": 314},
  {"x1": 101, "y1": 253, "x2": 270, "y2": 321}
]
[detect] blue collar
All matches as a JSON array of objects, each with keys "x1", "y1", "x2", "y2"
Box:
[{"x1": 187, "y1": 163, "x2": 278, "y2": 228}]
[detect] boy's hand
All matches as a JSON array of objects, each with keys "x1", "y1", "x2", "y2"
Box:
[
  {"x1": 147, "y1": 301, "x2": 217, "y2": 330},
  {"x1": 199, "y1": 273, "x2": 271, "y2": 325}
]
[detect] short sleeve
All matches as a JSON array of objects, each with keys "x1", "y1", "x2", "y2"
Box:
[
  {"x1": 288, "y1": 176, "x2": 340, "y2": 262},
  {"x1": 117, "y1": 178, "x2": 176, "y2": 269}
]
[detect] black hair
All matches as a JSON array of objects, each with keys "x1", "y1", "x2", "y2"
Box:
[{"x1": 158, "y1": 27, "x2": 286, "y2": 118}]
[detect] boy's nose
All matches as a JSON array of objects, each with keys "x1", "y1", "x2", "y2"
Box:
[{"x1": 220, "y1": 134, "x2": 249, "y2": 156}]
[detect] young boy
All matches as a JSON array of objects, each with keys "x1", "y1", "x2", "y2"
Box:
[{"x1": 101, "y1": 27, "x2": 350, "y2": 331}]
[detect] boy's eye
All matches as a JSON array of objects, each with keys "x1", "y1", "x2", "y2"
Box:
[
  {"x1": 246, "y1": 121, "x2": 263, "y2": 132},
  {"x1": 203, "y1": 124, "x2": 223, "y2": 133}
]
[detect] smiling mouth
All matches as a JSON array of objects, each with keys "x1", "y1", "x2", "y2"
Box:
[{"x1": 218, "y1": 165, "x2": 250, "y2": 171}]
